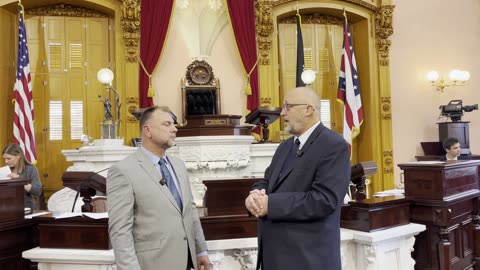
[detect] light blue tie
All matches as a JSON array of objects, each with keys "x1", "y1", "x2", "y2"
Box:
[{"x1": 159, "y1": 158, "x2": 183, "y2": 210}]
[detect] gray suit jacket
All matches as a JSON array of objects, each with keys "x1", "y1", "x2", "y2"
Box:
[
  {"x1": 253, "y1": 123, "x2": 351, "y2": 270},
  {"x1": 20, "y1": 163, "x2": 42, "y2": 210},
  {"x1": 107, "y1": 149, "x2": 207, "y2": 270}
]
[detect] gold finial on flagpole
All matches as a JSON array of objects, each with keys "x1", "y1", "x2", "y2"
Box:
[{"x1": 295, "y1": 1, "x2": 299, "y2": 15}]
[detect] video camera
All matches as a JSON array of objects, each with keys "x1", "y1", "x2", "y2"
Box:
[{"x1": 439, "y1": 100, "x2": 478, "y2": 122}]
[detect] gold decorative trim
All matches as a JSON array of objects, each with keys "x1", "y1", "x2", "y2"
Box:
[
  {"x1": 278, "y1": 14, "x2": 342, "y2": 25},
  {"x1": 185, "y1": 60, "x2": 216, "y2": 86},
  {"x1": 120, "y1": 0, "x2": 141, "y2": 63},
  {"x1": 383, "y1": 150, "x2": 394, "y2": 174},
  {"x1": 272, "y1": 0, "x2": 378, "y2": 12},
  {"x1": 126, "y1": 97, "x2": 139, "y2": 123},
  {"x1": 255, "y1": 0, "x2": 274, "y2": 65},
  {"x1": 260, "y1": 97, "x2": 272, "y2": 105},
  {"x1": 375, "y1": 5, "x2": 395, "y2": 66},
  {"x1": 26, "y1": 4, "x2": 110, "y2": 17},
  {"x1": 126, "y1": 96, "x2": 138, "y2": 103},
  {"x1": 381, "y1": 97, "x2": 391, "y2": 120},
  {"x1": 127, "y1": 115, "x2": 138, "y2": 123}
]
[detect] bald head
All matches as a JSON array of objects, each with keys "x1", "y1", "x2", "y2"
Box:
[
  {"x1": 281, "y1": 87, "x2": 321, "y2": 136},
  {"x1": 285, "y1": 87, "x2": 321, "y2": 119}
]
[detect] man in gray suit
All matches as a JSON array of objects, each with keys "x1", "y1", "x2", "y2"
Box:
[
  {"x1": 107, "y1": 106, "x2": 210, "y2": 270},
  {"x1": 245, "y1": 87, "x2": 351, "y2": 270}
]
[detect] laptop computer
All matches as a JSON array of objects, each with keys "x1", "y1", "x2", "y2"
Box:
[{"x1": 420, "y1": 142, "x2": 445, "y2": 156}]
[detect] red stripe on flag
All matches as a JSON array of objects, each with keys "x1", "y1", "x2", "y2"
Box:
[{"x1": 13, "y1": 4, "x2": 37, "y2": 164}]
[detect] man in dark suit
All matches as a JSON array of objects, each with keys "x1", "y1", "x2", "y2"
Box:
[
  {"x1": 107, "y1": 106, "x2": 210, "y2": 270},
  {"x1": 245, "y1": 87, "x2": 351, "y2": 270}
]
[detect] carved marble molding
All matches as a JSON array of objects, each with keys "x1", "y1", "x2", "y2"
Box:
[
  {"x1": 168, "y1": 136, "x2": 255, "y2": 179},
  {"x1": 233, "y1": 248, "x2": 257, "y2": 270},
  {"x1": 255, "y1": 0, "x2": 274, "y2": 65},
  {"x1": 407, "y1": 236, "x2": 416, "y2": 270},
  {"x1": 208, "y1": 250, "x2": 225, "y2": 270},
  {"x1": 381, "y1": 97, "x2": 392, "y2": 120},
  {"x1": 278, "y1": 13, "x2": 342, "y2": 25},
  {"x1": 181, "y1": 144, "x2": 251, "y2": 170},
  {"x1": 26, "y1": 4, "x2": 110, "y2": 17},
  {"x1": 119, "y1": 0, "x2": 141, "y2": 62},
  {"x1": 375, "y1": 5, "x2": 395, "y2": 66},
  {"x1": 190, "y1": 177, "x2": 207, "y2": 207},
  {"x1": 362, "y1": 244, "x2": 377, "y2": 268},
  {"x1": 383, "y1": 150, "x2": 394, "y2": 174}
]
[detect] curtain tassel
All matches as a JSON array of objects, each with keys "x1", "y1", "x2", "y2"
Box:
[
  {"x1": 245, "y1": 75, "x2": 252, "y2": 96},
  {"x1": 147, "y1": 76, "x2": 154, "y2": 98}
]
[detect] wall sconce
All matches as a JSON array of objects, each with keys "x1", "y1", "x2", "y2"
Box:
[
  {"x1": 301, "y1": 69, "x2": 316, "y2": 85},
  {"x1": 97, "y1": 68, "x2": 122, "y2": 139},
  {"x1": 427, "y1": 69, "x2": 470, "y2": 92}
]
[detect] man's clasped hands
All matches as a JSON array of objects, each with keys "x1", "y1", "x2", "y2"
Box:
[{"x1": 245, "y1": 189, "x2": 268, "y2": 218}]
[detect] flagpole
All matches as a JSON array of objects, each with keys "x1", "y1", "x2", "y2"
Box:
[{"x1": 294, "y1": 1, "x2": 305, "y2": 87}]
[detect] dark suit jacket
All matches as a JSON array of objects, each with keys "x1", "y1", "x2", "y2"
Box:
[
  {"x1": 253, "y1": 123, "x2": 350, "y2": 270},
  {"x1": 439, "y1": 154, "x2": 471, "y2": 161}
]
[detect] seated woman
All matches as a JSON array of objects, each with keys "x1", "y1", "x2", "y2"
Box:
[{"x1": 2, "y1": 143, "x2": 42, "y2": 210}]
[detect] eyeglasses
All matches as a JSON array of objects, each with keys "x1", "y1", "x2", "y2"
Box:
[{"x1": 282, "y1": 103, "x2": 310, "y2": 111}]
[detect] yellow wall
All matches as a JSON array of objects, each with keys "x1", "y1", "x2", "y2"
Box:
[
  {"x1": 152, "y1": 6, "x2": 246, "y2": 119},
  {"x1": 390, "y1": 0, "x2": 480, "y2": 182},
  {"x1": 0, "y1": 7, "x2": 15, "y2": 147}
]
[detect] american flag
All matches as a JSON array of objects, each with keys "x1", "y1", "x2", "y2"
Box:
[
  {"x1": 337, "y1": 15, "x2": 363, "y2": 154},
  {"x1": 13, "y1": 3, "x2": 37, "y2": 164}
]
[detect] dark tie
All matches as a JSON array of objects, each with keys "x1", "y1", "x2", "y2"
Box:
[
  {"x1": 282, "y1": 138, "x2": 301, "y2": 173},
  {"x1": 294, "y1": 138, "x2": 301, "y2": 154},
  {"x1": 158, "y1": 158, "x2": 183, "y2": 209}
]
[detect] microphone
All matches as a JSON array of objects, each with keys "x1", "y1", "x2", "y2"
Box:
[
  {"x1": 296, "y1": 150, "x2": 304, "y2": 157},
  {"x1": 159, "y1": 178, "x2": 167, "y2": 186},
  {"x1": 71, "y1": 167, "x2": 110, "y2": 212}
]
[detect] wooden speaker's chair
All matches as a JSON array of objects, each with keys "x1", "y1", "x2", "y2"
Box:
[{"x1": 181, "y1": 60, "x2": 221, "y2": 123}]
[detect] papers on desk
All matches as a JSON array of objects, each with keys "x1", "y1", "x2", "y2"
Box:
[
  {"x1": 83, "y1": 212, "x2": 108, "y2": 219},
  {"x1": 24, "y1": 211, "x2": 108, "y2": 219},
  {"x1": 0, "y1": 166, "x2": 12, "y2": 179},
  {"x1": 374, "y1": 189, "x2": 405, "y2": 197},
  {"x1": 54, "y1": 212, "x2": 83, "y2": 219},
  {"x1": 25, "y1": 211, "x2": 50, "y2": 219},
  {"x1": 54, "y1": 212, "x2": 108, "y2": 219}
]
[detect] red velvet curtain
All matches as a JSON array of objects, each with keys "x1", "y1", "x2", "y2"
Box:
[
  {"x1": 139, "y1": 0, "x2": 174, "y2": 108},
  {"x1": 226, "y1": 0, "x2": 259, "y2": 111}
]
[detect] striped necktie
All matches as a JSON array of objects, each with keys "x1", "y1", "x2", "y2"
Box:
[{"x1": 158, "y1": 158, "x2": 183, "y2": 210}]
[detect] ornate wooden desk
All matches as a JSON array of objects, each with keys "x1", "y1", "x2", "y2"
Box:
[
  {"x1": 398, "y1": 160, "x2": 480, "y2": 270},
  {"x1": 0, "y1": 178, "x2": 37, "y2": 270}
]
